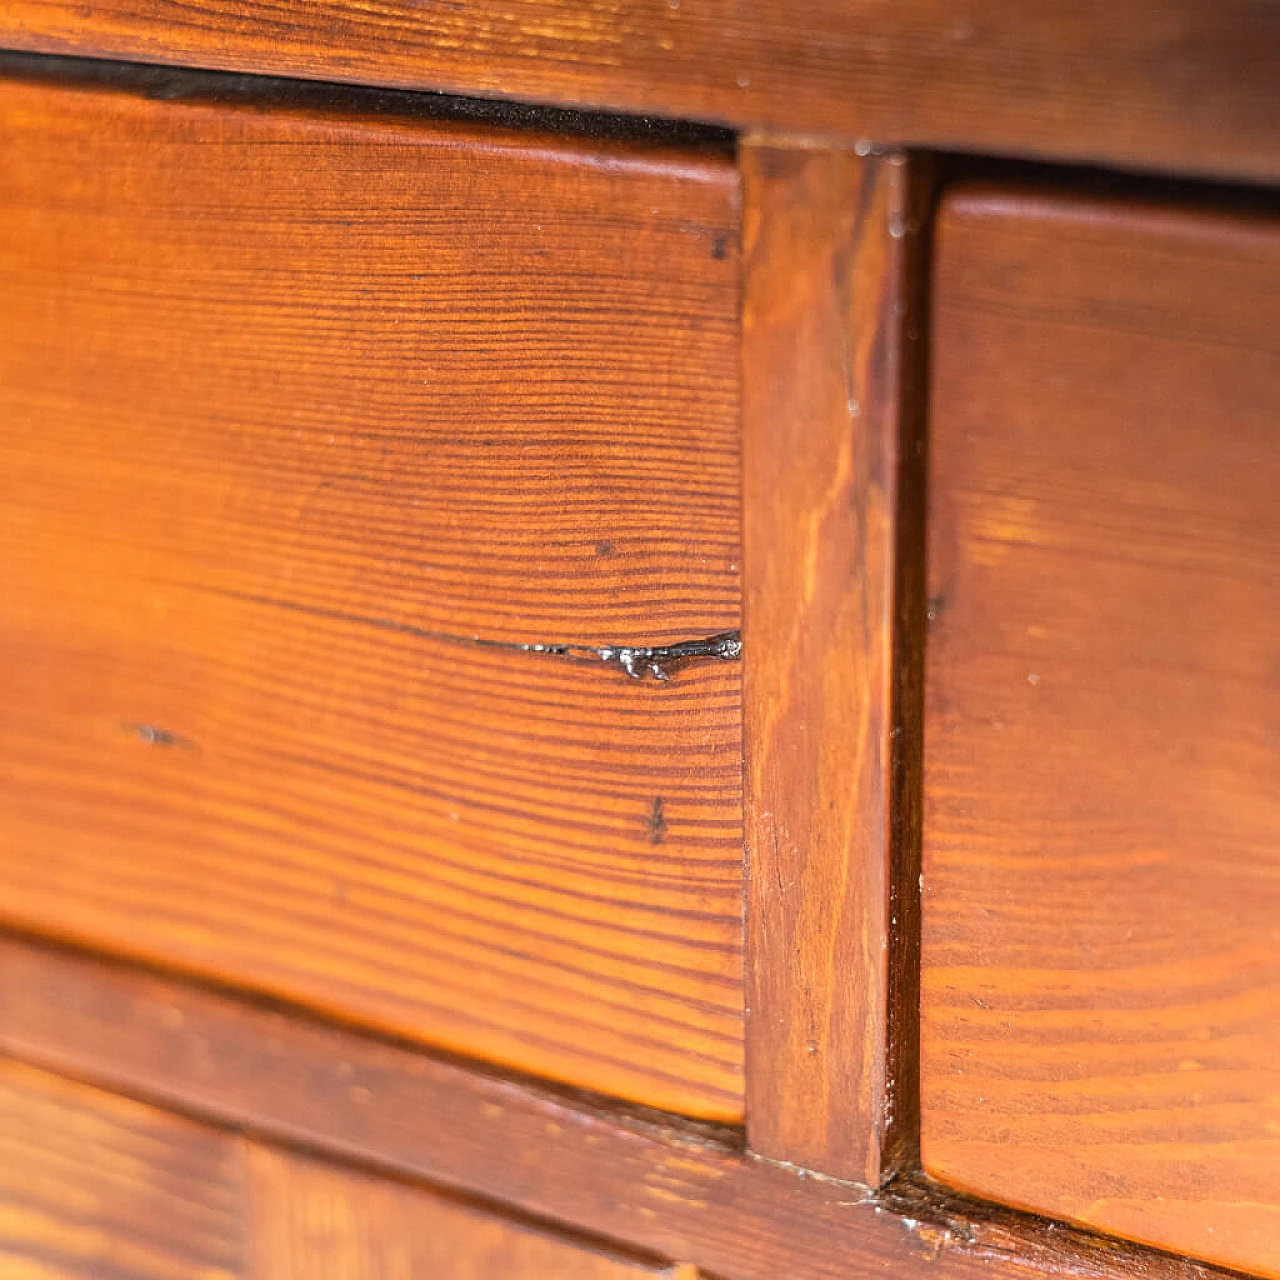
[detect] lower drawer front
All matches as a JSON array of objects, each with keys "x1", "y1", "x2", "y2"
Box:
[
  {"x1": 921, "y1": 189, "x2": 1280, "y2": 1274},
  {"x1": 0, "y1": 69, "x2": 744, "y2": 1119},
  {"x1": 0, "y1": 1057, "x2": 666, "y2": 1278}
]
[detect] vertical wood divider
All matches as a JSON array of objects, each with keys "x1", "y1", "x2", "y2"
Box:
[{"x1": 741, "y1": 140, "x2": 931, "y2": 1184}]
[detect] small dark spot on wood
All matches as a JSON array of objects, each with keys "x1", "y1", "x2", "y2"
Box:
[
  {"x1": 647, "y1": 797, "x2": 668, "y2": 845},
  {"x1": 595, "y1": 541, "x2": 615, "y2": 557},
  {"x1": 927, "y1": 594, "x2": 947, "y2": 623},
  {"x1": 122, "y1": 723, "x2": 196, "y2": 751},
  {"x1": 711, "y1": 233, "x2": 730, "y2": 260}
]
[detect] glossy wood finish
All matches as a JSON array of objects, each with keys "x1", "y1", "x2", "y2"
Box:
[
  {"x1": 741, "y1": 143, "x2": 929, "y2": 1184},
  {"x1": 921, "y1": 190, "x2": 1280, "y2": 1276},
  {"x1": 0, "y1": 69, "x2": 744, "y2": 1120},
  {"x1": 0, "y1": 933, "x2": 1244, "y2": 1280},
  {"x1": 0, "y1": 1051, "x2": 689, "y2": 1279},
  {"x1": 0, "y1": 1057, "x2": 245, "y2": 1279},
  {"x1": 247, "y1": 1146, "x2": 671, "y2": 1279},
  {"x1": 2, "y1": 3, "x2": 1279, "y2": 184}
]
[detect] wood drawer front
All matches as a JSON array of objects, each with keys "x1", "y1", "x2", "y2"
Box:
[
  {"x1": 921, "y1": 190, "x2": 1280, "y2": 1275},
  {"x1": 0, "y1": 70, "x2": 743, "y2": 1120},
  {"x1": 251, "y1": 1146, "x2": 668, "y2": 1280},
  {"x1": 0, "y1": 1057, "x2": 245, "y2": 1279},
  {"x1": 0, "y1": 1056, "x2": 674, "y2": 1278}
]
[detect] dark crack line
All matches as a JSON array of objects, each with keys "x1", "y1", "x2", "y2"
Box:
[
  {"x1": 571, "y1": 631, "x2": 742, "y2": 681},
  {"x1": 195, "y1": 586, "x2": 740, "y2": 681}
]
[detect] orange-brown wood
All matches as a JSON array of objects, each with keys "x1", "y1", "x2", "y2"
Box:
[
  {"x1": 741, "y1": 143, "x2": 929, "y2": 1184},
  {"x1": 248, "y1": 1145, "x2": 673, "y2": 1279},
  {"x1": 0, "y1": 1057, "x2": 245, "y2": 1279},
  {"x1": 921, "y1": 189, "x2": 1280, "y2": 1276},
  {"x1": 0, "y1": 933, "x2": 1246, "y2": 1280},
  {"x1": 0, "y1": 1048, "x2": 686, "y2": 1279},
  {"x1": 1, "y1": 2, "x2": 1278, "y2": 185},
  {"x1": 0, "y1": 68, "x2": 744, "y2": 1120}
]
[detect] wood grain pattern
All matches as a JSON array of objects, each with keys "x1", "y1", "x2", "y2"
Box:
[
  {"x1": 741, "y1": 143, "x2": 929, "y2": 1184},
  {"x1": 0, "y1": 1057, "x2": 245, "y2": 1279},
  {"x1": 247, "y1": 1145, "x2": 673, "y2": 1279},
  {"x1": 921, "y1": 189, "x2": 1280, "y2": 1276},
  {"x1": 0, "y1": 1052, "x2": 685, "y2": 1279},
  {"x1": 1, "y1": 3, "x2": 1278, "y2": 184},
  {"x1": 0, "y1": 69, "x2": 744, "y2": 1119},
  {"x1": 0, "y1": 933, "x2": 1246, "y2": 1280}
]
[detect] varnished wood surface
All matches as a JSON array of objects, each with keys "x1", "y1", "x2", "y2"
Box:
[
  {"x1": 0, "y1": 1057, "x2": 245, "y2": 1279},
  {"x1": 0, "y1": 1053, "x2": 687, "y2": 1278},
  {"x1": 921, "y1": 189, "x2": 1280, "y2": 1276},
  {"x1": 248, "y1": 1146, "x2": 673, "y2": 1279},
  {"x1": 741, "y1": 144, "x2": 929, "y2": 1184},
  {"x1": 0, "y1": 934, "x2": 1245, "y2": 1280},
  {"x1": 1, "y1": 3, "x2": 1279, "y2": 184},
  {"x1": 0, "y1": 69, "x2": 744, "y2": 1119}
]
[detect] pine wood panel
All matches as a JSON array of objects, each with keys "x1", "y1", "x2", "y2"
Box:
[
  {"x1": 247, "y1": 1145, "x2": 674, "y2": 1279},
  {"x1": 741, "y1": 143, "x2": 930, "y2": 1183},
  {"x1": 0, "y1": 70, "x2": 744, "y2": 1119},
  {"x1": 0, "y1": 1057, "x2": 245, "y2": 1280},
  {"x1": 1, "y1": 2, "x2": 1278, "y2": 184},
  {"x1": 0, "y1": 934, "x2": 1245, "y2": 1280},
  {"x1": 921, "y1": 190, "x2": 1280, "y2": 1276},
  {"x1": 0, "y1": 1051, "x2": 679, "y2": 1279}
]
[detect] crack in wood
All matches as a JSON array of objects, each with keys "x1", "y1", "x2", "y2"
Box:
[
  {"x1": 198, "y1": 587, "x2": 740, "y2": 681},
  {"x1": 527, "y1": 631, "x2": 742, "y2": 681}
]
